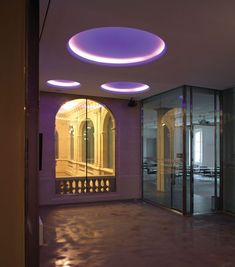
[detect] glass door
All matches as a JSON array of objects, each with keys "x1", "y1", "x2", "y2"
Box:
[{"x1": 143, "y1": 87, "x2": 184, "y2": 212}]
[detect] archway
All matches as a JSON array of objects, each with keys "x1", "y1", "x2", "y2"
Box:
[{"x1": 55, "y1": 98, "x2": 116, "y2": 194}]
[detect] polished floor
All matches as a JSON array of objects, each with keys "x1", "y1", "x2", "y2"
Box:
[{"x1": 40, "y1": 201, "x2": 235, "y2": 267}]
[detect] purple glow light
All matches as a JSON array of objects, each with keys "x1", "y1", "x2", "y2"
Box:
[
  {"x1": 47, "y1": 80, "x2": 81, "y2": 88},
  {"x1": 68, "y1": 27, "x2": 166, "y2": 66},
  {"x1": 101, "y1": 82, "x2": 150, "y2": 93}
]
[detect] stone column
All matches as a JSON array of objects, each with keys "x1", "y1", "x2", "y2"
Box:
[{"x1": 156, "y1": 108, "x2": 175, "y2": 192}]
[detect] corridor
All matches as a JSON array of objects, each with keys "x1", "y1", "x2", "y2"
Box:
[{"x1": 40, "y1": 201, "x2": 235, "y2": 267}]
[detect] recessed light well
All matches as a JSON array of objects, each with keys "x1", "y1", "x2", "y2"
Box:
[
  {"x1": 100, "y1": 82, "x2": 150, "y2": 93},
  {"x1": 68, "y1": 27, "x2": 166, "y2": 66},
  {"x1": 47, "y1": 80, "x2": 81, "y2": 88}
]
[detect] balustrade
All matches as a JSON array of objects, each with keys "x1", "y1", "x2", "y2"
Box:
[{"x1": 55, "y1": 176, "x2": 116, "y2": 194}]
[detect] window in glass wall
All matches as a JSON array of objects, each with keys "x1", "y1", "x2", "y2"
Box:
[
  {"x1": 55, "y1": 98, "x2": 116, "y2": 194},
  {"x1": 194, "y1": 129, "x2": 202, "y2": 164}
]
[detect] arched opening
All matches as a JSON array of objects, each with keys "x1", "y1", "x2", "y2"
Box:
[{"x1": 55, "y1": 98, "x2": 116, "y2": 194}]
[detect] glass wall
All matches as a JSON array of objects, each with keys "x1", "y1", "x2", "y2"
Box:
[
  {"x1": 142, "y1": 86, "x2": 221, "y2": 214},
  {"x1": 191, "y1": 88, "x2": 220, "y2": 213},
  {"x1": 143, "y1": 87, "x2": 184, "y2": 212},
  {"x1": 223, "y1": 88, "x2": 235, "y2": 213}
]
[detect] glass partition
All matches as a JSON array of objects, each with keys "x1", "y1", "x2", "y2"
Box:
[
  {"x1": 191, "y1": 88, "x2": 218, "y2": 214},
  {"x1": 143, "y1": 87, "x2": 184, "y2": 212},
  {"x1": 142, "y1": 86, "x2": 221, "y2": 214},
  {"x1": 223, "y1": 88, "x2": 235, "y2": 213},
  {"x1": 55, "y1": 99, "x2": 115, "y2": 194}
]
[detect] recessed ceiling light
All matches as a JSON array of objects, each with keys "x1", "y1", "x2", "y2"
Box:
[
  {"x1": 47, "y1": 80, "x2": 81, "y2": 88},
  {"x1": 68, "y1": 27, "x2": 166, "y2": 66},
  {"x1": 100, "y1": 82, "x2": 150, "y2": 93}
]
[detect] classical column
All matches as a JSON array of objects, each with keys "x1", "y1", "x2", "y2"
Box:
[{"x1": 156, "y1": 108, "x2": 175, "y2": 192}]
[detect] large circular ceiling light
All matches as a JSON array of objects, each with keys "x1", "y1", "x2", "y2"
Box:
[
  {"x1": 68, "y1": 27, "x2": 166, "y2": 66},
  {"x1": 100, "y1": 82, "x2": 150, "y2": 93},
  {"x1": 47, "y1": 79, "x2": 81, "y2": 88}
]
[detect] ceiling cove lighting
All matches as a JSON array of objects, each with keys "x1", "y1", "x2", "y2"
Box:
[
  {"x1": 47, "y1": 80, "x2": 81, "y2": 88},
  {"x1": 101, "y1": 82, "x2": 150, "y2": 93},
  {"x1": 68, "y1": 27, "x2": 166, "y2": 66}
]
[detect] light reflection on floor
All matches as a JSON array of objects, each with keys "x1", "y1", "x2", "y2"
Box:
[{"x1": 40, "y1": 201, "x2": 235, "y2": 267}]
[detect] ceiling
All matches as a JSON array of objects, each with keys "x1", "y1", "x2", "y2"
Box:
[{"x1": 40, "y1": 0, "x2": 235, "y2": 100}]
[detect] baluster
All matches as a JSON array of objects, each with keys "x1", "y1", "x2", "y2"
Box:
[
  {"x1": 95, "y1": 179, "x2": 99, "y2": 192},
  {"x1": 101, "y1": 179, "x2": 104, "y2": 192},
  {"x1": 66, "y1": 181, "x2": 70, "y2": 194},
  {"x1": 89, "y1": 179, "x2": 93, "y2": 192},
  {"x1": 83, "y1": 179, "x2": 87, "y2": 193},
  {"x1": 72, "y1": 180, "x2": 76, "y2": 194},
  {"x1": 60, "y1": 181, "x2": 65, "y2": 194}
]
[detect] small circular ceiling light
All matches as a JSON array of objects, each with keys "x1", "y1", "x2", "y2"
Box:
[
  {"x1": 68, "y1": 27, "x2": 166, "y2": 66},
  {"x1": 47, "y1": 79, "x2": 81, "y2": 88},
  {"x1": 101, "y1": 82, "x2": 150, "y2": 93}
]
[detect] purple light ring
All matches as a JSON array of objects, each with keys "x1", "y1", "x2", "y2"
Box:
[
  {"x1": 100, "y1": 82, "x2": 150, "y2": 94},
  {"x1": 67, "y1": 27, "x2": 166, "y2": 67},
  {"x1": 47, "y1": 79, "x2": 81, "y2": 88}
]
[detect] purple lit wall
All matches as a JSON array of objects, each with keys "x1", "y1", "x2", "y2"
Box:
[{"x1": 39, "y1": 92, "x2": 141, "y2": 205}]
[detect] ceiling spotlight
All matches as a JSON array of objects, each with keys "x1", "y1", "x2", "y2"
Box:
[
  {"x1": 68, "y1": 27, "x2": 166, "y2": 66},
  {"x1": 100, "y1": 82, "x2": 150, "y2": 93},
  {"x1": 47, "y1": 80, "x2": 81, "y2": 88}
]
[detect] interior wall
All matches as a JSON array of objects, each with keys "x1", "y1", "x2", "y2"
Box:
[
  {"x1": 0, "y1": 1, "x2": 26, "y2": 266},
  {"x1": 39, "y1": 92, "x2": 141, "y2": 205},
  {"x1": 223, "y1": 88, "x2": 235, "y2": 213}
]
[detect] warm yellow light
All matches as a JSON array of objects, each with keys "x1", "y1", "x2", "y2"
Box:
[{"x1": 60, "y1": 100, "x2": 78, "y2": 111}]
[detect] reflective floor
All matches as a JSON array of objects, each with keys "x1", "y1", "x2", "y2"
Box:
[{"x1": 40, "y1": 201, "x2": 235, "y2": 267}]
